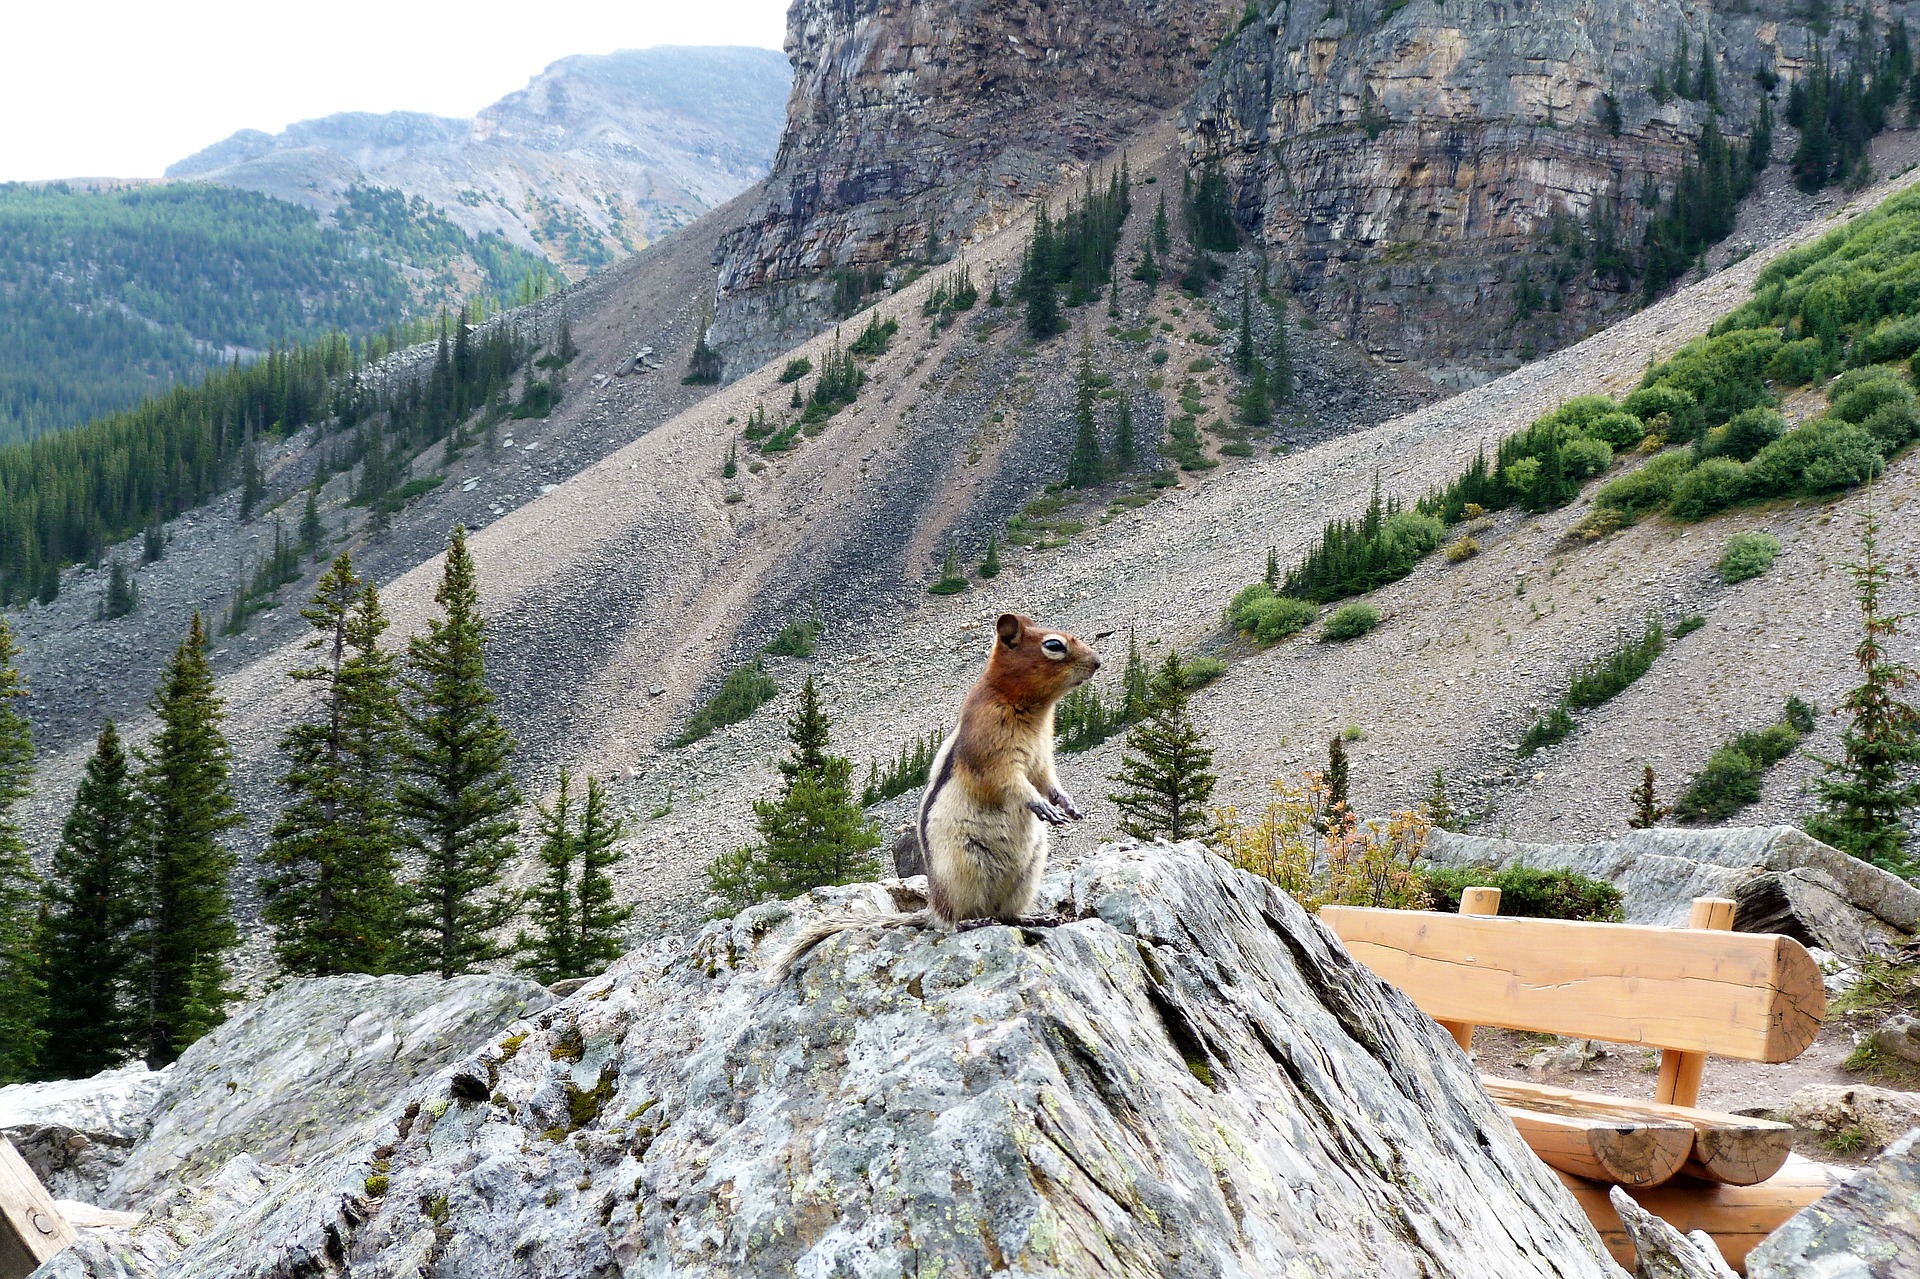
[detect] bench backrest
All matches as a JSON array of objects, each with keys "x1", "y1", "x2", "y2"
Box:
[{"x1": 1318, "y1": 905, "x2": 1825, "y2": 1063}]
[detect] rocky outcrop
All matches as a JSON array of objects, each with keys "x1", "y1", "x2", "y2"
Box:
[
  {"x1": 1426, "y1": 827, "x2": 1920, "y2": 953},
  {"x1": 101, "y1": 973, "x2": 551, "y2": 1208},
  {"x1": 36, "y1": 844, "x2": 1625, "y2": 1278},
  {"x1": 1748, "y1": 1128, "x2": 1920, "y2": 1277},
  {"x1": 0, "y1": 1064, "x2": 167, "y2": 1201},
  {"x1": 711, "y1": 0, "x2": 1240, "y2": 370},
  {"x1": 1780, "y1": 1085, "x2": 1920, "y2": 1159},
  {"x1": 1184, "y1": 0, "x2": 1872, "y2": 383}
]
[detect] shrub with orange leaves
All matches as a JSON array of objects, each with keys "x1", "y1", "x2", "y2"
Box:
[{"x1": 1212, "y1": 771, "x2": 1432, "y2": 911}]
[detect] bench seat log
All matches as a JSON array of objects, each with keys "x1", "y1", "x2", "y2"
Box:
[
  {"x1": 1554, "y1": 1155, "x2": 1836, "y2": 1274},
  {"x1": 1500, "y1": 1103, "x2": 1694, "y2": 1187},
  {"x1": 1483, "y1": 1078, "x2": 1793, "y2": 1187},
  {"x1": 1317, "y1": 906, "x2": 1825, "y2": 1062}
]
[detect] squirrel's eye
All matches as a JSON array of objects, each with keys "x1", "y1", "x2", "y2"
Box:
[{"x1": 1041, "y1": 637, "x2": 1068, "y2": 658}]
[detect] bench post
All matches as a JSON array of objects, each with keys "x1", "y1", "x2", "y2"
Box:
[
  {"x1": 1653, "y1": 897, "x2": 1738, "y2": 1108},
  {"x1": 1436, "y1": 886, "x2": 1502, "y2": 1051}
]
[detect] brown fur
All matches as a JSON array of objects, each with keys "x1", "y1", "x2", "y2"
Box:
[{"x1": 770, "y1": 612, "x2": 1099, "y2": 980}]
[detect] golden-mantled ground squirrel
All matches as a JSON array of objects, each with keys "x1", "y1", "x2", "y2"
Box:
[{"x1": 774, "y1": 612, "x2": 1100, "y2": 977}]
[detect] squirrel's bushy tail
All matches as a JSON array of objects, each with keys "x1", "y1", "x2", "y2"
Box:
[{"x1": 768, "y1": 909, "x2": 932, "y2": 983}]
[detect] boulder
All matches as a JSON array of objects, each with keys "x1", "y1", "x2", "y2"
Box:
[
  {"x1": 1872, "y1": 1014, "x2": 1920, "y2": 1066},
  {"x1": 1605, "y1": 1186, "x2": 1737, "y2": 1279},
  {"x1": 1780, "y1": 1085, "x2": 1920, "y2": 1157},
  {"x1": 35, "y1": 1155, "x2": 282, "y2": 1279},
  {"x1": 0, "y1": 1064, "x2": 168, "y2": 1200},
  {"x1": 1427, "y1": 827, "x2": 1920, "y2": 953},
  {"x1": 45, "y1": 843, "x2": 1627, "y2": 1278},
  {"x1": 104, "y1": 973, "x2": 552, "y2": 1208},
  {"x1": 1748, "y1": 1128, "x2": 1920, "y2": 1277}
]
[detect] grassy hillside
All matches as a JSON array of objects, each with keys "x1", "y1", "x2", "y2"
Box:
[{"x1": 0, "y1": 182, "x2": 551, "y2": 444}]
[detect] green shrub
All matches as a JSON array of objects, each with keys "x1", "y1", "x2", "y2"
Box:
[
  {"x1": 1622, "y1": 383, "x2": 1698, "y2": 429},
  {"x1": 1669, "y1": 457, "x2": 1748, "y2": 520},
  {"x1": 1765, "y1": 337, "x2": 1824, "y2": 386},
  {"x1": 1829, "y1": 369, "x2": 1915, "y2": 426},
  {"x1": 675, "y1": 663, "x2": 779, "y2": 745},
  {"x1": 1563, "y1": 435, "x2": 1615, "y2": 479},
  {"x1": 1550, "y1": 395, "x2": 1627, "y2": 434},
  {"x1": 1672, "y1": 614, "x2": 1706, "y2": 638},
  {"x1": 1856, "y1": 316, "x2": 1920, "y2": 365},
  {"x1": 1710, "y1": 407, "x2": 1786, "y2": 461},
  {"x1": 1746, "y1": 417, "x2": 1884, "y2": 497},
  {"x1": 1420, "y1": 866, "x2": 1624, "y2": 922},
  {"x1": 1585, "y1": 411, "x2": 1649, "y2": 450},
  {"x1": 1518, "y1": 706, "x2": 1575, "y2": 756},
  {"x1": 764, "y1": 618, "x2": 821, "y2": 657},
  {"x1": 1595, "y1": 450, "x2": 1693, "y2": 515},
  {"x1": 1182, "y1": 656, "x2": 1229, "y2": 688},
  {"x1": 1227, "y1": 584, "x2": 1318, "y2": 642},
  {"x1": 1323, "y1": 602, "x2": 1382, "y2": 641},
  {"x1": 777, "y1": 356, "x2": 813, "y2": 383},
  {"x1": 1564, "y1": 617, "x2": 1664, "y2": 711},
  {"x1": 1718, "y1": 531, "x2": 1781, "y2": 583},
  {"x1": 1281, "y1": 493, "x2": 1442, "y2": 604},
  {"x1": 1674, "y1": 699, "x2": 1814, "y2": 822}
]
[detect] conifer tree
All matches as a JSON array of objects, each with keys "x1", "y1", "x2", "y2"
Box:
[
  {"x1": 0, "y1": 620, "x2": 43, "y2": 1082},
  {"x1": 102, "y1": 557, "x2": 137, "y2": 620},
  {"x1": 979, "y1": 534, "x2": 1002, "y2": 579},
  {"x1": 1120, "y1": 627, "x2": 1153, "y2": 721},
  {"x1": 1109, "y1": 652, "x2": 1217, "y2": 841},
  {"x1": 1628, "y1": 765, "x2": 1672, "y2": 830},
  {"x1": 1805, "y1": 507, "x2": 1920, "y2": 874},
  {"x1": 683, "y1": 317, "x2": 722, "y2": 385},
  {"x1": 1133, "y1": 242, "x2": 1160, "y2": 291},
  {"x1": 1268, "y1": 297, "x2": 1294, "y2": 403},
  {"x1": 1064, "y1": 344, "x2": 1107, "y2": 488},
  {"x1": 1153, "y1": 192, "x2": 1172, "y2": 255},
  {"x1": 1425, "y1": 768, "x2": 1461, "y2": 833},
  {"x1": 709, "y1": 677, "x2": 880, "y2": 912},
  {"x1": 1238, "y1": 360, "x2": 1272, "y2": 426},
  {"x1": 1235, "y1": 291, "x2": 1256, "y2": 375},
  {"x1": 1326, "y1": 735, "x2": 1351, "y2": 815},
  {"x1": 396, "y1": 527, "x2": 522, "y2": 976},
  {"x1": 517, "y1": 768, "x2": 629, "y2": 982},
  {"x1": 300, "y1": 490, "x2": 324, "y2": 560},
  {"x1": 38, "y1": 722, "x2": 143, "y2": 1079},
  {"x1": 1113, "y1": 396, "x2": 1136, "y2": 471},
  {"x1": 1263, "y1": 547, "x2": 1280, "y2": 590},
  {"x1": 263, "y1": 557, "x2": 405, "y2": 976},
  {"x1": 556, "y1": 313, "x2": 579, "y2": 364},
  {"x1": 138, "y1": 612, "x2": 242, "y2": 1067},
  {"x1": 239, "y1": 435, "x2": 264, "y2": 521}
]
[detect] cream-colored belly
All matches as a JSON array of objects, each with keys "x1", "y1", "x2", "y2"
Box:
[{"x1": 922, "y1": 783, "x2": 1046, "y2": 923}]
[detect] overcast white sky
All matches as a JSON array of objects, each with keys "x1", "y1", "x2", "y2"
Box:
[{"x1": 0, "y1": 0, "x2": 789, "y2": 181}]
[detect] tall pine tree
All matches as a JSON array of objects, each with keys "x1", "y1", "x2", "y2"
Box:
[
  {"x1": 707, "y1": 677, "x2": 880, "y2": 913},
  {"x1": 1064, "y1": 342, "x2": 1107, "y2": 488},
  {"x1": 517, "y1": 768, "x2": 630, "y2": 983},
  {"x1": 396, "y1": 527, "x2": 522, "y2": 976},
  {"x1": 1109, "y1": 651, "x2": 1217, "y2": 841},
  {"x1": 0, "y1": 620, "x2": 43, "y2": 1082},
  {"x1": 138, "y1": 612, "x2": 242, "y2": 1067},
  {"x1": 38, "y1": 722, "x2": 144, "y2": 1078},
  {"x1": 1805, "y1": 507, "x2": 1920, "y2": 874},
  {"x1": 263, "y1": 556, "x2": 405, "y2": 976},
  {"x1": 1268, "y1": 296, "x2": 1294, "y2": 403}
]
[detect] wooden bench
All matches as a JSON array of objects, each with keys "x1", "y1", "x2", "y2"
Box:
[
  {"x1": 1, "y1": 1138, "x2": 75, "y2": 1279},
  {"x1": 1320, "y1": 892, "x2": 1831, "y2": 1273}
]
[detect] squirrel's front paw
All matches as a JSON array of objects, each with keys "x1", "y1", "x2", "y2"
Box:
[
  {"x1": 1027, "y1": 799, "x2": 1071, "y2": 826},
  {"x1": 1048, "y1": 787, "x2": 1085, "y2": 821}
]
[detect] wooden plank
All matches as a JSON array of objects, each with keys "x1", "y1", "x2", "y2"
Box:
[
  {"x1": 1503, "y1": 1104, "x2": 1693, "y2": 1186},
  {"x1": 1657, "y1": 898, "x2": 1738, "y2": 1108},
  {"x1": 0, "y1": 1138, "x2": 75, "y2": 1279},
  {"x1": 1436, "y1": 886, "x2": 1501, "y2": 1051},
  {"x1": 1554, "y1": 1155, "x2": 1835, "y2": 1274},
  {"x1": 1318, "y1": 905, "x2": 1825, "y2": 1061},
  {"x1": 1485, "y1": 1077, "x2": 1792, "y2": 1187}
]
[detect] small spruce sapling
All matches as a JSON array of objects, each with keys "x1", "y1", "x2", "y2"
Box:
[
  {"x1": 1109, "y1": 651, "x2": 1218, "y2": 841},
  {"x1": 1425, "y1": 768, "x2": 1461, "y2": 833},
  {"x1": 979, "y1": 534, "x2": 1002, "y2": 579},
  {"x1": 1628, "y1": 764, "x2": 1673, "y2": 829}
]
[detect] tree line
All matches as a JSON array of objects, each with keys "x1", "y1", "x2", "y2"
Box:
[{"x1": 0, "y1": 525, "x2": 626, "y2": 1084}]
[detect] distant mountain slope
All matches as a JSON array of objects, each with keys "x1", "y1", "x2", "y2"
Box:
[
  {"x1": 169, "y1": 46, "x2": 792, "y2": 278},
  {"x1": 0, "y1": 182, "x2": 549, "y2": 444}
]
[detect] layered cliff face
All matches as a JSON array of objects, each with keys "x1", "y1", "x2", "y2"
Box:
[
  {"x1": 1185, "y1": 0, "x2": 1857, "y2": 385},
  {"x1": 711, "y1": 0, "x2": 1240, "y2": 370}
]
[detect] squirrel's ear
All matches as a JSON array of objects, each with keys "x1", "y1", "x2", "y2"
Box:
[{"x1": 995, "y1": 613, "x2": 1023, "y2": 647}]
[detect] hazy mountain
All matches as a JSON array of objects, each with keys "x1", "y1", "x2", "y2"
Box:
[{"x1": 168, "y1": 45, "x2": 792, "y2": 278}]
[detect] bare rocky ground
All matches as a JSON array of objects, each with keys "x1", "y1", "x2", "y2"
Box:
[{"x1": 12, "y1": 115, "x2": 1920, "y2": 1001}]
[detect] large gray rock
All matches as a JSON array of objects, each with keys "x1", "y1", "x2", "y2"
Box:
[
  {"x1": 36, "y1": 1155, "x2": 282, "y2": 1279},
  {"x1": 50, "y1": 843, "x2": 1626, "y2": 1278},
  {"x1": 1427, "y1": 827, "x2": 1920, "y2": 953},
  {"x1": 1780, "y1": 1085, "x2": 1920, "y2": 1158},
  {"x1": 105, "y1": 973, "x2": 552, "y2": 1208},
  {"x1": 0, "y1": 1065, "x2": 168, "y2": 1200},
  {"x1": 1748, "y1": 1128, "x2": 1920, "y2": 1277}
]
